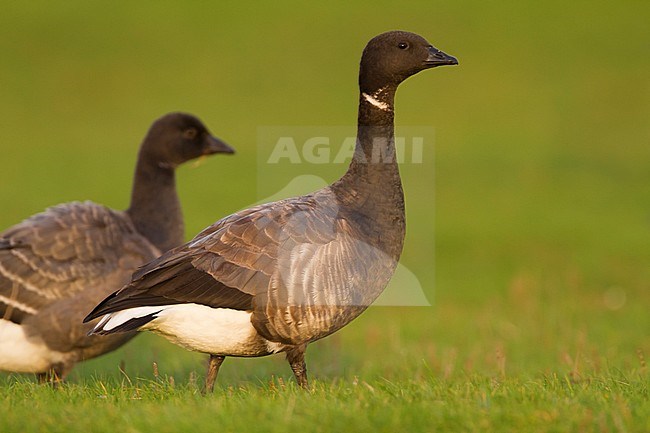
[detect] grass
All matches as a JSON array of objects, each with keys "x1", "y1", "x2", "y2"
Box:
[
  {"x1": 1, "y1": 0, "x2": 650, "y2": 431},
  {"x1": 1, "y1": 373, "x2": 649, "y2": 432}
]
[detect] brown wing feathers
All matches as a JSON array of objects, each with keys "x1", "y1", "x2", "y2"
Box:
[
  {"x1": 85, "y1": 255, "x2": 254, "y2": 320},
  {"x1": 1, "y1": 202, "x2": 159, "y2": 324},
  {"x1": 85, "y1": 201, "x2": 306, "y2": 321}
]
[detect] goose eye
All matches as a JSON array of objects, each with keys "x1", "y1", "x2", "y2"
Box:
[
  {"x1": 183, "y1": 128, "x2": 198, "y2": 139},
  {"x1": 398, "y1": 42, "x2": 409, "y2": 50}
]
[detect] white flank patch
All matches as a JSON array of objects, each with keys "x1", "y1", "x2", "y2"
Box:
[
  {"x1": 98, "y1": 304, "x2": 282, "y2": 357},
  {"x1": 362, "y1": 92, "x2": 391, "y2": 111},
  {"x1": 0, "y1": 320, "x2": 67, "y2": 373}
]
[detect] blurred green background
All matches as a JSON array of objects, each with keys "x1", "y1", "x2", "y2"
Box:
[{"x1": 0, "y1": 0, "x2": 648, "y2": 386}]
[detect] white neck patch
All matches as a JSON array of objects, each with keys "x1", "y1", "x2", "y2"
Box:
[{"x1": 362, "y1": 92, "x2": 391, "y2": 112}]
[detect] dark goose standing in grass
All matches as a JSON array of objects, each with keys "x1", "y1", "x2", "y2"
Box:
[
  {"x1": 85, "y1": 31, "x2": 457, "y2": 390},
  {"x1": 0, "y1": 112, "x2": 234, "y2": 382}
]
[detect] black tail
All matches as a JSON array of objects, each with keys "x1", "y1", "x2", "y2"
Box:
[{"x1": 89, "y1": 311, "x2": 160, "y2": 336}]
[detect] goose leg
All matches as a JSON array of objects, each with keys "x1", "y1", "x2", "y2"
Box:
[
  {"x1": 37, "y1": 363, "x2": 67, "y2": 388},
  {"x1": 203, "y1": 354, "x2": 225, "y2": 394},
  {"x1": 286, "y1": 345, "x2": 309, "y2": 389},
  {"x1": 37, "y1": 372, "x2": 48, "y2": 384}
]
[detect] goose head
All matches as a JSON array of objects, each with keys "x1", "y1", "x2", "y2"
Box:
[{"x1": 359, "y1": 30, "x2": 458, "y2": 94}]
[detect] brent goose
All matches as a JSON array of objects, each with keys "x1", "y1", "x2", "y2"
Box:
[
  {"x1": 85, "y1": 31, "x2": 458, "y2": 391},
  {"x1": 0, "y1": 112, "x2": 234, "y2": 382}
]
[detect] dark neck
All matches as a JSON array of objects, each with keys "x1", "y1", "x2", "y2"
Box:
[
  {"x1": 126, "y1": 155, "x2": 184, "y2": 253},
  {"x1": 332, "y1": 85, "x2": 404, "y2": 213},
  {"x1": 358, "y1": 85, "x2": 396, "y2": 126}
]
